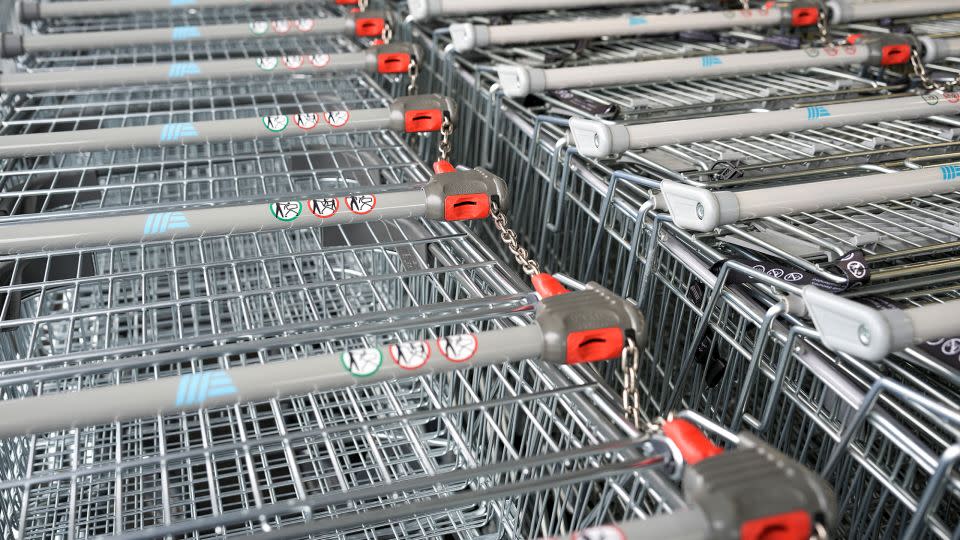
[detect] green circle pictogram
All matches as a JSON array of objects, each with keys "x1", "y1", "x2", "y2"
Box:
[
  {"x1": 341, "y1": 348, "x2": 383, "y2": 377},
  {"x1": 270, "y1": 201, "x2": 302, "y2": 222}
]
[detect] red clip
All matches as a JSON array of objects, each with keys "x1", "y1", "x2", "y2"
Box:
[
  {"x1": 404, "y1": 109, "x2": 443, "y2": 132},
  {"x1": 845, "y1": 33, "x2": 863, "y2": 44},
  {"x1": 566, "y1": 327, "x2": 624, "y2": 364},
  {"x1": 741, "y1": 511, "x2": 812, "y2": 540},
  {"x1": 531, "y1": 273, "x2": 570, "y2": 298},
  {"x1": 881, "y1": 44, "x2": 912, "y2": 66},
  {"x1": 444, "y1": 193, "x2": 490, "y2": 221},
  {"x1": 350, "y1": 7, "x2": 360, "y2": 12},
  {"x1": 377, "y1": 52, "x2": 411, "y2": 73},
  {"x1": 661, "y1": 418, "x2": 723, "y2": 465},
  {"x1": 433, "y1": 160, "x2": 456, "y2": 174},
  {"x1": 355, "y1": 17, "x2": 385, "y2": 37},
  {"x1": 791, "y1": 7, "x2": 819, "y2": 27},
  {"x1": 336, "y1": 0, "x2": 359, "y2": 4}
]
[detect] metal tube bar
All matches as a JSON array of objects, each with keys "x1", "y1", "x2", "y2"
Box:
[
  {"x1": 498, "y1": 45, "x2": 872, "y2": 97},
  {"x1": 829, "y1": 0, "x2": 960, "y2": 24},
  {"x1": 0, "y1": 325, "x2": 544, "y2": 438},
  {"x1": 407, "y1": 0, "x2": 668, "y2": 20},
  {"x1": 21, "y1": 0, "x2": 318, "y2": 20},
  {"x1": 12, "y1": 17, "x2": 352, "y2": 54},
  {"x1": 0, "y1": 190, "x2": 425, "y2": 254},
  {"x1": 656, "y1": 164, "x2": 960, "y2": 232},
  {"x1": 570, "y1": 93, "x2": 960, "y2": 157},
  {"x1": 0, "y1": 51, "x2": 370, "y2": 93},
  {"x1": 450, "y1": 7, "x2": 787, "y2": 52},
  {"x1": 0, "y1": 107, "x2": 393, "y2": 158}
]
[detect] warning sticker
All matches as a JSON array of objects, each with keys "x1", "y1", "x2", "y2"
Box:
[
  {"x1": 322, "y1": 110, "x2": 350, "y2": 128},
  {"x1": 436, "y1": 334, "x2": 478, "y2": 363},
  {"x1": 571, "y1": 525, "x2": 627, "y2": 540},
  {"x1": 310, "y1": 53, "x2": 331, "y2": 68},
  {"x1": 250, "y1": 21, "x2": 269, "y2": 35},
  {"x1": 389, "y1": 340, "x2": 430, "y2": 370},
  {"x1": 262, "y1": 115, "x2": 289, "y2": 132},
  {"x1": 294, "y1": 113, "x2": 319, "y2": 130},
  {"x1": 345, "y1": 194, "x2": 376, "y2": 215},
  {"x1": 270, "y1": 201, "x2": 302, "y2": 221},
  {"x1": 282, "y1": 55, "x2": 304, "y2": 69},
  {"x1": 296, "y1": 18, "x2": 316, "y2": 32},
  {"x1": 256, "y1": 56, "x2": 278, "y2": 71},
  {"x1": 308, "y1": 197, "x2": 339, "y2": 218},
  {"x1": 341, "y1": 348, "x2": 382, "y2": 377},
  {"x1": 272, "y1": 19, "x2": 292, "y2": 34}
]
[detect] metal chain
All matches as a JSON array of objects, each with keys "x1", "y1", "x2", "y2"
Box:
[
  {"x1": 407, "y1": 57, "x2": 419, "y2": 95},
  {"x1": 357, "y1": 0, "x2": 368, "y2": 11},
  {"x1": 620, "y1": 336, "x2": 642, "y2": 428},
  {"x1": 380, "y1": 23, "x2": 393, "y2": 45},
  {"x1": 489, "y1": 201, "x2": 542, "y2": 276},
  {"x1": 816, "y1": 5, "x2": 829, "y2": 44},
  {"x1": 910, "y1": 48, "x2": 960, "y2": 92},
  {"x1": 437, "y1": 116, "x2": 453, "y2": 162}
]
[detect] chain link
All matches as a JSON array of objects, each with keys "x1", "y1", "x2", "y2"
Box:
[
  {"x1": 406, "y1": 57, "x2": 419, "y2": 95},
  {"x1": 357, "y1": 0, "x2": 367, "y2": 12},
  {"x1": 620, "y1": 336, "x2": 642, "y2": 428},
  {"x1": 910, "y1": 48, "x2": 960, "y2": 92},
  {"x1": 380, "y1": 22, "x2": 393, "y2": 45},
  {"x1": 489, "y1": 201, "x2": 541, "y2": 276},
  {"x1": 816, "y1": 5, "x2": 829, "y2": 44},
  {"x1": 437, "y1": 116, "x2": 453, "y2": 162}
]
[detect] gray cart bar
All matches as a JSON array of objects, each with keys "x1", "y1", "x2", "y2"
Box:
[
  {"x1": 18, "y1": 0, "x2": 324, "y2": 21},
  {"x1": 498, "y1": 35, "x2": 922, "y2": 97},
  {"x1": 657, "y1": 165, "x2": 960, "y2": 232},
  {"x1": 0, "y1": 167, "x2": 507, "y2": 254},
  {"x1": 407, "y1": 0, "x2": 667, "y2": 21},
  {"x1": 0, "y1": 325, "x2": 544, "y2": 437},
  {"x1": 0, "y1": 43, "x2": 419, "y2": 93},
  {"x1": 449, "y1": 1, "x2": 960, "y2": 52},
  {"x1": 569, "y1": 92, "x2": 960, "y2": 158},
  {"x1": 1, "y1": 12, "x2": 391, "y2": 57},
  {"x1": 449, "y1": 5, "x2": 799, "y2": 52},
  {"x1": 0, "y1": 93, "x2": 456, "y2": 158}
]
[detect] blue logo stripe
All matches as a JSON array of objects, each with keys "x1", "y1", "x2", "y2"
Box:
[
  {"x1": 701, "y1": 56, "x2": 722, "y2": 67},
  {"x1": 143, "y1": 214, "x2": 155, "y2": 235},
  {"x1": 628, "y1": 16, "x2": 647, "y2": 25},
  {"x1": 172, "y1": 26, "x2": 201, "y2": 40},
  {"x1": 171, "y1": 0, "x2": 197, "y2": 5},
  {"x1": 168, "y1": 62, "x2": 201, "y2": 78},
  {"x1": 174, "y1": 371, "x2": 238, "y2": 407},
  {"x1": 806, "y1": 106, "x2": 831, "y2": 120},
  {"x1": 941, "y1": 165, "x2": 960, "y2": 181},
  {"x1": 144, "y1": 212, "x2": 191, "y2": 235}
]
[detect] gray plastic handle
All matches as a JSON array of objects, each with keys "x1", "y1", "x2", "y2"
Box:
[
  {"x1": 407, "y1": 0, "x2": 665, "y2": 21},
  {"x1": 450, "y1": 7, "x2": 785, "y2": 51},
  {"x1": 657, "y1": 165, "x2": 960, "y2": 232},
  {"x1": 805, "y1": 289, "x2": 960, "y2": 362},
  {"x1": 12, "y1": 17, "x2": 352, "y2": 54},
  {"x1": 0, "y1": 107, "x2": 394, "y2": 158},
  {"x1": 497, "y1": 45, "x2": 871, "y2": 97},
  {"x1": 19, "y1": 0, "x2": 313, "y2": 21},
  {"x1": 0, "y1": 190, "x2": 426, "y2": 254},
  {"x1": 0, "y1": 51, "x2": 368, "y2": 93},
  {"x1": 828, "y1": 0, "x2": 960, "y2": 24},
  {"x1": 569, "y1": 93, "x2": 960, "y2": 157},
  {"x1": 0, "y1": 325, "x2": 544, "y2": 438}
]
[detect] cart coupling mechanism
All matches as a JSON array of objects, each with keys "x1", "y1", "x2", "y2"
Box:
[
  {"x1": 424, "y1": 167, "x2": 508, "y2": 221},
  {"x1": 536, "y1": 282, "x2": 646, "y2": 365},
  {"x1": 352, "y1": 10, "x2": 392, "y2": 38},
  {"x1": 846, "y1": 33, "x2": 914, "y2": 66},
  {"x1": 391, "y1": 94, "x2": 458, "y2": 133},
  {"x1": 670, "y1": 424, "x2": 837, "y2": 540},
  {"x1": 780, "y1": 0, "x2": 822, "y2": 28},
  {"x1": 370, "y1": 43, "x2": 422, "y2": 74}
]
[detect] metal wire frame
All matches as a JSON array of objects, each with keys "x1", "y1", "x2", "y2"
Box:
[{"x1": 0, "y1": 322, "x2": 684, "y2": 539}]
